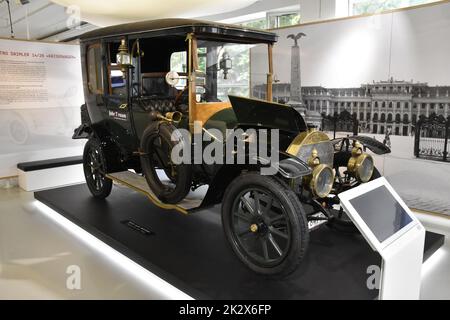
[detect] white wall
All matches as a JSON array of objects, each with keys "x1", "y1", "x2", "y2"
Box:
[
  {"x1": 253, "y1": 2, "x2": 450, "y2": 87},
  {"x1": 0, "y1": 39, "x2": 85, "y2": 177}
]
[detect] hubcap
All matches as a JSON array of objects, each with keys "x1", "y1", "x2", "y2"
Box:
[{"x1": 250, "y1": 224, "x2": 258, "y2": 233}]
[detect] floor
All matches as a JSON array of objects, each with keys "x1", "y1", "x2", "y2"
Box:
[
  {"x1": 0, "y1": 184, "x2": 449, "y2": 300},
  {"x1": 0, "y1": 186, "x2": 190, "y2": 299}
]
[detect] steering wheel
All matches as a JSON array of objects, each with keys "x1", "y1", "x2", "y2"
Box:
[{"x1": 132, "y1": 82, "x2": 153, "y2": 97}]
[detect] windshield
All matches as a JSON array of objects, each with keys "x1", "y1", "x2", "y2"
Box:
[{"x1": 195, "y1": 40, "x2": 269, "y2": 103}]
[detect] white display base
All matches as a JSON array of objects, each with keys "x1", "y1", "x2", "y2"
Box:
[
  {"x1": 339, "y1": 177, "x2": 426, "y2": 300},
  {"x1": 18, "y1": 164, "x2": 84, "y2": 192},
  {"x1": 379, "y1": 225, "x2": 425, "y2": 299}
]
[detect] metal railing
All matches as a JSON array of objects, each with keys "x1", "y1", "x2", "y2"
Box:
[{"x1": 414, "y1": 115, "x2": 450, "y2": 162}]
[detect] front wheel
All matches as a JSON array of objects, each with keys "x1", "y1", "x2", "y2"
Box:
[
  {"x1": 221, "y1": 173, "x2": 309, "y2": 277},
  {"x1": 83, "y1": 138, "x2": 113, "y2": 199}
]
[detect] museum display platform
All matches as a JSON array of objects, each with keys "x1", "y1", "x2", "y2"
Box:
[{"x1": 34, "y1": 184, "x2": 445, "y2": 300}]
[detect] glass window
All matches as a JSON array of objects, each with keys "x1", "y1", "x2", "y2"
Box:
[
  {"x1": 170, "y1": 51, "x2": 188, "y2": 90},
  {"x1": 105, "y1": 40, "x2": 130, "y2": 96},
  {"x1": 86, "y1": 44, "x2": 103, "y2": 94},
  {"x1": 109, "y1": 65, "x2": 127, "y2": 96},
  {"x1": 240, "y1": 18, "x2": 267, "y2": 30},
  {"x1": 351, "y1": 0, "x2": 440, "y2": 15},
  {"x1": 278, "y1": 13, "x2": 301, "y2": 28},
  {"x1": 240, "y1": 11, "x2": 300, "y2": 30},
  {"x1": 170, "y1": 51, "x2": 187, "y2": 73},
  {"x1": 195, "y1": 40, "x2": 268, "y2": 103}
]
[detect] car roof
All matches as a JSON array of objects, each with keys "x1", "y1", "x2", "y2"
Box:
[{"x1": 79, "y1": 18, "x2": 278, "y2": 43}]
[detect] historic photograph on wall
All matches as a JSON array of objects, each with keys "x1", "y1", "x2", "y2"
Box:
[{"x1": 251, "y1": 1, "x2": 450, "y2": 215}]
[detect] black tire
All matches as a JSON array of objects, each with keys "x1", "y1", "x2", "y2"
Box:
[
  {"x1": 222, "y1": 172, "x2": 309, "y2": 277},
  {"x1": 83, "y1": 138, "x2": 113, "y2": 199},
  {"x1": 140, "y1": 122, "x2": 192, "y2": 204},
  {"x1": 328, "y1": 151, "x2": 381, "y2": 233}
]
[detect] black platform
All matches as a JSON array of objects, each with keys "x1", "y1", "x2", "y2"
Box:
[
  {"x1": 35, "y1": 184, "x2": 445, "y2": 300},
  {"x1": 18, "y1": 156, "x2": 82, "y2": 172}
]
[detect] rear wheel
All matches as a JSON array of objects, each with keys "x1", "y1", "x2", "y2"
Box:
[
  {"x1": 83, "y1": 138, "x2": 113, "y2": 199},
  {"x1": 222, "y1": 173, "x2": 309, "y2": 277}
]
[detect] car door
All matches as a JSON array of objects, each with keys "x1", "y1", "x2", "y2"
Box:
[{"x1": 104, "y1": 56, "x2": 137, "y2": 152}]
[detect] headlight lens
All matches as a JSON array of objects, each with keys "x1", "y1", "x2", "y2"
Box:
[
  {"x1": 348, "y1": 153, "x2": 374, "y2": 183},
  {"x1": 310, "y1": 164, "x2": 334, "y2": 198}
]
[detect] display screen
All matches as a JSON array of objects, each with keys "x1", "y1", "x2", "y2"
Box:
[{"x1": 349, "y1": 185, "x2": 413, "y2": 243}]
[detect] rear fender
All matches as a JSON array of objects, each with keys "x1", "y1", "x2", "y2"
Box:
[
  {"x1": 201, "y1": 165, "x2": 247, "y2": 207},
  {"x1": 81, "y1": 123, "x2": 125, "y2": 173}
]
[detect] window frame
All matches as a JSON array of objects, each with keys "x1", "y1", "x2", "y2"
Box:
[{"x1": 86, "y1": 43, "x2": 104, "y2": 95}]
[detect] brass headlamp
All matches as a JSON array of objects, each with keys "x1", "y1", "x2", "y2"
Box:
[
  {"x1": 306, "y1": 148, "x2": 335, "y2": 198},
  {"x1": 347, "y1": 141, "x2": 374, "y2": 183}
]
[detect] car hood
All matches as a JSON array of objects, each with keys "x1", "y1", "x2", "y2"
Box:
[{"x1": 228, "y1": 95, "x2": 307, "y2": 133}]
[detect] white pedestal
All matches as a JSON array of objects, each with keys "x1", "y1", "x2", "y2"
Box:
[
  {"x1": 379, "y1": 225, "x2": 425, "y2": 300},
  {"x1": 18, "y1": 164, "x2": 84, "y2": 192},
  {"x1": 339, "y1": 177, "x2": 426, "y2": 300}
]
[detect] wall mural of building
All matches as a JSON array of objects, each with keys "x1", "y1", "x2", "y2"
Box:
[
  {"x1": 250, "y1": 2, "x2": 450, "y2": 217},
  {"x1": 253, "y1": 79, "x2": 450, "y2": 136},
  {"x1": 250, "y1": 2, "x2": 450, "y2": 137}
]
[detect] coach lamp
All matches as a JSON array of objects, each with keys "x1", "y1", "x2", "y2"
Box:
[{"x1": 219, "y1": 51, "x2": 232, "y2": 80}]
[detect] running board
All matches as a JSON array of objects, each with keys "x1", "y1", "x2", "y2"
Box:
[
  {"x1": 106, "y1": 171, "x2": 205, "y2": 214},
  {"x1": 108, "y1": 170, "x2": 324, "y2": 228}
]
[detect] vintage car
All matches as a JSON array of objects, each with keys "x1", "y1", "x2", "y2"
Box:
[{"x1": 73, "y1": 19, "x2": 390, "y2": 277}]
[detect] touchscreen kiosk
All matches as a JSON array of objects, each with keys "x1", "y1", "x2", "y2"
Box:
[{"x1": 339, "y1": 177, "x2": 425, "y2": 300}]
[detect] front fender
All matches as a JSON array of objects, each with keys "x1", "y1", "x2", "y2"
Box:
[
  {"x1": 72, "y1": 123, "x2": 91, "y2": 139},
  {"x1": 333, "y1": 135, "x2": 391, "y2": 155},
  {"x1": 276, "y1": 156, "x2": 312, "y2": 179}
]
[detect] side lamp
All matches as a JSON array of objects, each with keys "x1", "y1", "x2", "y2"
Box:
[{"x1": 116, "y1": 39, "x2": 131, "y2": 72}]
